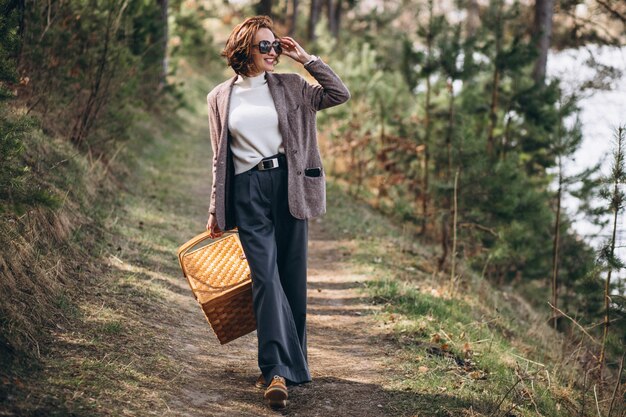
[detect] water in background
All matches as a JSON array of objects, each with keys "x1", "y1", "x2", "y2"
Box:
[{"x1": 547, "y1": 45, "x2": 626, "y2": 252}]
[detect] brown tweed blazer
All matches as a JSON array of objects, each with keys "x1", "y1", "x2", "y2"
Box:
[{"x1": 206, "y1": 59, "x2": 350, "y2": 230}]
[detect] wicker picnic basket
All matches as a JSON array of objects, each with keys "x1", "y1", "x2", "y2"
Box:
[{"x1": 177, "y1": 231, "x2": 256, "y2": 344}]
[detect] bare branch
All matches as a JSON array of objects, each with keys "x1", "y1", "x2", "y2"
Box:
[
  {"x1": 511, "y1": 353, "x2": 546, "y2": 368},
  {"x1": 607, "y1": 352, "x2": 625, "y2": 417},
  {"x1": 593, "y1": 384, "x2": 602, "y2": 417},
  {"x1": 595, "y1": 0, "x2": 626, "y2": 24},
  {"x1": 548, "y1": 302, "x2": 600, "y2": 345},
  {"x1": 458, "y1": 222, "x2": 498, "y2": 236},
  {"x1": 491, "y1": 373, "x2": 523, "y2": 415}
]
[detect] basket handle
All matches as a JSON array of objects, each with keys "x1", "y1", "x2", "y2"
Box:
[{"x1": 177, "y1": 229, "x2": 238, "y2": 259}]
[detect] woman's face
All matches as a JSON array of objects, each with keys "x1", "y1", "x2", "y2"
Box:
[{"x1": 250, "y1": 28, "x2": 279, "y2": 75}]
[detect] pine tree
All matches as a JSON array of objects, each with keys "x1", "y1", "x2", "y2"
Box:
[
  {"x1": 547, "y1": 93, "x2": 595, "y2": 329},
  {"x1": 0, "y1": 0, "x2": 56, "y2": 213},
  {"x1": 598, "y1": 125, "x2": 626, "y2": 375}
]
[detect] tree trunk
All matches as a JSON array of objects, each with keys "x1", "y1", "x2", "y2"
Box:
[
  {"x1": 157, "y1": 0, "x2": 168, "y2": 91},
  {"x1": 281, "y1": 0, "x2": 289, "y2": 26},
  {"x1": 550, "y1": 156, "x2": 562, "y2": 330},
  {"x1": 599, "y1": 126, "x2": 625, "y2": 375},
  {"x1": 308, "y1": 0, "x2": 322, "y2": 41},
  {"x1": 438, "y1": 79, "x2": 457, "y2": 270},
  {"x1": 289, "y1": 0, "x2": 298, "y2": 36},
  {"x1": 328, "y1": 0, "x2": 342, "y2": 38},
  {"x1": 327, "y1": 0, "x2": 335, "y2": 36},
  {"x1": 14, "y1": 0, "x2": 26, "y2": 64},
  {"x1": 487, "y1": 73, "x2": 500, "y2": 156},
  {"x1": 487, "y1": 0, "x2": 503, "y2": 157},
  {"x1": 466, "y1": 0, "x2": 480, "y2": 38},
  {"x1": 599, "y1": 177, "x2": 618, "y2": 374},
  {"x1": 420, "y1": 0, "x2": 434, "y2": 235},
  {"x1": 532, "y1": 0, "x2": 555, "y2": 84},
  {"x1": 446, "y1": 80, "x2": 455, "y2": 181},
  {"x1": 450, "y1": 170, "x2": 459, "y2": 293},
  {"x1": 256, "y1": 0, "x2": 273, "y2": 17}
]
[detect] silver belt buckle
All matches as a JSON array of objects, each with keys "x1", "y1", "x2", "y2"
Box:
[{"x1": 257, "y1": 157, "x2": 278, "y2": 171}]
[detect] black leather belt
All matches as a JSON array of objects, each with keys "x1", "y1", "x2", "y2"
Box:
[{"x1": 251, "y1": 154, "x2": 287, "y2": 171}]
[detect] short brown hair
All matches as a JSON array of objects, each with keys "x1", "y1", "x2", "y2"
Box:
[{"x1": 222, "y1": 16, "x2": 279, "y2": 76}]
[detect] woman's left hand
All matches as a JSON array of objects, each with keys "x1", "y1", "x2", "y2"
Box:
[{"x1": 279, "y1": 37, "x2": 312, "y2": 65}]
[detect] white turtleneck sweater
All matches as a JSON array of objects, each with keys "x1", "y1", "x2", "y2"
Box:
[{"x1": 228, "y1": 72, "x2": 285, "y2": 175}]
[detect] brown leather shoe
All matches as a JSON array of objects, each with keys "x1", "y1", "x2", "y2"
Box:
[
  {"x1": 255, "y1": 374, "x2": 266, "y2": 389},
  {"x1": 264, "y1": 375, "x2": 288, "y2": 409}
]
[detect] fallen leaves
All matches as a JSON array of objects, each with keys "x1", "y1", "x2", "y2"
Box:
[
  {"x1": 468, "y1": 370, "x2": 487, "y2": 380},
  {"x1": 462, "y1": 342, "x2": 473, "y2": 358}
]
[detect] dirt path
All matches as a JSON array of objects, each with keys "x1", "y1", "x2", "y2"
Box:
[{"x1": 162, "y1": 224, "x2": 399, "y2": 416}]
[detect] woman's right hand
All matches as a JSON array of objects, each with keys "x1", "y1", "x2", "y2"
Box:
[{"x1": 206, "y1": 213, "x2": 223, "y2": 238}]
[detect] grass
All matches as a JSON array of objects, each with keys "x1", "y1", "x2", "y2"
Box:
[
  {"x1": 318, "y1": 181, "x2": 594, "y2": 417},
  {"x1": 0, "y1": 57, "x2": 225, "y2": 416},
  {"x1": 0, "y1": 121, "x2": 108, "y2": 381},
  {"x1": 2, "y1": 39, "x2": 621, "y2": 417}
]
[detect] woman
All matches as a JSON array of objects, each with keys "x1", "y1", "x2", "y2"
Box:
[{"x1": 205, "y1": 15, "x2": 350, "y2": 409}]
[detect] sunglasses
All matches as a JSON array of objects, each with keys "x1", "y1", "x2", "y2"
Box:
[{"x1": 253, "y1": 40, "x2": 282, "y2": 55}]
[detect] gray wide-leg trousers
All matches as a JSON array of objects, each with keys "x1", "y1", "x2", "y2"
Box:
[{"x1": 233, "y1": 164, "x2": 311, "y2": 385}]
